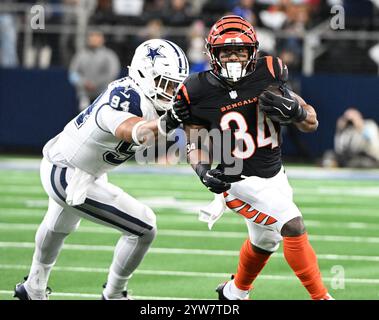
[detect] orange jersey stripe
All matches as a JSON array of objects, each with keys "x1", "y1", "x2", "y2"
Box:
[
  {"x1": 238, "y1": 205, "x2": 259, "y2": 219},
  {"x1": 264, "y1": 216, "x2": 277, "y2": 226},
  {"x1": 181, "y1": 84, "x2": 191, "y2": 104},
  {"x1": 266, "y1": 56, "x2": 275, "y2": 78},
  {"x1": 226, "y1": 199, "x2": 245, "y2": 209},
  {"x1": 253, "y1": 212, "x2": 268, "y2": 224}
]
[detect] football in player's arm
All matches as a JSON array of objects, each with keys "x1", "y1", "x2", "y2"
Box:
[
  {"x1": 258, "y1": 85, "x2": 318, "y2": 133},
  {"x1": 181, "y1": 86, "x2": 319, "y2": 194}
]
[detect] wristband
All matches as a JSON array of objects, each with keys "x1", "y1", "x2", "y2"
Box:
[
  {"x1": 294, "y1": 106, "x2": 307, "y2": 122},
  {"x1": 131, "y1": 120, "x2": 147, "y2": 145}
]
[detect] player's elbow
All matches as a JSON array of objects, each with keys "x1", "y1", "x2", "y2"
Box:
[
  {"x1": 308, "y1": 116, "x2": 319, "y2": 132},
  {"x1": 298, "y1": 105, "x2": 318, "y2": 132},
  {"x1": 311, "y1": 119, "x2": 319, "y2": 132},
  {"x1": 306, "y1": 122, "x2": 319, "y2": 133},
  {"x1": 297, "y1": 119, "x2": 318, "y2": 133}
]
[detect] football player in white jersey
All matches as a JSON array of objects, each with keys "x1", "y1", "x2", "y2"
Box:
[{"x1": 14, "y1": 39, "x2": 189, "y2": 300}]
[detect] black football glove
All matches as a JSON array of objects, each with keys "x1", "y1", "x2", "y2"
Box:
[
  {"x1": 159, "y1": 108, "x2": 182, "y2": 133},
  {"x1": 158, "y1": 90, "x2": 191, "y2": 133},
  {"x1": 258, "y1": 86, "x2": 307, "y2": 124},
  {"x1": 195, "y1": 164, "x2": 245, "y2": 193},
  {"x1": 199, "y1": 169, "x2": 232, "y2": 194},
  {"x1": 172, "y1": 90, "x2": 191, "y2": 123}
]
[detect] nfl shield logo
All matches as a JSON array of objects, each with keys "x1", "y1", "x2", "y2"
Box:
[{"x1": 229, "y1": 90, "x2": 238, "y2": 99}]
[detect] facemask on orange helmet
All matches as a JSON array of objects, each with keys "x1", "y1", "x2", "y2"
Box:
[{"x1": 205, "y1": 15, "x2": 259, "y2": 82}]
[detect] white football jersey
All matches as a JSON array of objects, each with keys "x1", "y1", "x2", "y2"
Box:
[{"x1": 43, "y1": 76, "x2": 159, "y2": 177}]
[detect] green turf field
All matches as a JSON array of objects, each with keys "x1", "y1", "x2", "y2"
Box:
[{"x1": 0, "y1": 161, "x2": 378, "y2": 300}]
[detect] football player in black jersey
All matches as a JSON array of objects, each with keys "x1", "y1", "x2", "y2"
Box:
[{"x1": 173, "y1": 15, "x2": 333, "y2": 300}]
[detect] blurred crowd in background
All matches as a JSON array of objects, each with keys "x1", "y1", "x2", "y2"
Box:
[
  {"x1": 1, "y1": 0, "x2": 379, "y2": 168},
  {"x1": 1, "y1": 0, "x2": 379, "y2": 74}
]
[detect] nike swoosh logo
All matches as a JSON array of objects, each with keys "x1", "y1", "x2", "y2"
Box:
[
  {"x1": 120, "y1": 92, "x2": 130, "y2": 99},
  {"x1": 280, "y1": 96, "x2": 294, "y2": 103},
  {"x1": 281, "y1": 102, "x2": 292, "y2": 111},
  {"x1": 273, "y1": 107, "x2": 290, "y2": 118}
]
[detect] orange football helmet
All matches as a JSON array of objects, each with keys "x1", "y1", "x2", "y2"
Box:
[{"x1": 206, "y1": 15, "x2": 259, "y2": 82}]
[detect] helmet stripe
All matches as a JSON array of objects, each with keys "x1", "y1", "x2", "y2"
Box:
[
  {"x1": 177, "y1": 46, "x2": 189, "y2": 74},
  {"x1": 164, "y1": 40, "x2": 185, "y2": 75}
]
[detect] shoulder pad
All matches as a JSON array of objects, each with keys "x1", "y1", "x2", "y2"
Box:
[
  {"x1": 109, "y1": 86, "x2": 142, "y2": 116},
  {"x1": 275, "y1": 57, "x2": 288, "y2": 82},
  {"x1": 183, "y1": 72, "x2": 200, "y2": 86},
  {"x1": 180, "y1": 72, "x2": 206, "y2": 105},
  {"x1": 262, "y1": 56, "x2": 288, "y2": 83}
]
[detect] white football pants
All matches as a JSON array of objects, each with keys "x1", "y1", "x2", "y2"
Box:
[
  {"x1": 225, "y1": 167, "x2": 302, "y2": 252},
  {"x1": 29, "y1": 157, "x2": 157, "y2": 292}
]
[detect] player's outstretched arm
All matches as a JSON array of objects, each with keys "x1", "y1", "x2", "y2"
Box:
[
  {"x1": 115, "y1": 110, "x2": 181, "y2": 146},
  {"x1": 115, "y1": 117, "x2": 157, "y2": 145}
]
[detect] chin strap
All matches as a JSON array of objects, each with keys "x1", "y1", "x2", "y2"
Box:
[{"x1": 221, "y1": 62, "x2": 250, "y2": 82}]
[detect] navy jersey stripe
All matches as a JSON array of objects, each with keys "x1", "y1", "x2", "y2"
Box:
[
  {"x1": 60, "y1": 167, "x2": 68, "y2": 190},
  {"x1": 50, "y1": 165, "x2": 146, "y2": 235},
  {"x1": 51, "y1": 165, "x2": 65, "y2": 202},
  {"x1": 75, "y1": 204, "x2": 143, "y2": 236},
  {"x1": 84, "y1": 198, "x2": 153, "y2": 230}
]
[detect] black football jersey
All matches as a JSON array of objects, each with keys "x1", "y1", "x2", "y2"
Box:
[{"x1": 183, "y1": 56, "x2": 288, "y2": 178}]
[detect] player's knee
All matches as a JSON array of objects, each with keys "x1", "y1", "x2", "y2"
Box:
[
  {"x1": 250, "y1": 232, "x2": 281, "y2": 252},
  {"x1": 44, "y1": 212, "x2": 81, "y2": 235},
  {"x1": 141, "y1": 206, "x2": 157, "y2": 243},
  {"x1": 251, "y1": 243, "x2": 274, "y2": 255},
  {"x1": 249, "y1": 227, "x2": 282, "y2": 252},
  {"x1": 143, "y1": 225, "x2": 157, "y2": 244},
  {"x1": 51, "y1": 220, "x2": 81, "y2": 234},
  {"x1": 252, "y1": 238, "x2": 280, "y2": 252},
  {"x1": 281, "y1": 216, "x2": 306, "y2": 237},
  {"x1": 143, "y1": 206, "x2": 157, "y2": 229}
]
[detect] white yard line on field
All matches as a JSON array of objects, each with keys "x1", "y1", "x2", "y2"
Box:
[
  {"x1": 1, "y1": 193, "x2": 379, "y2": 217},
  {"x1": 62, "y1": 204, "x2": 379, "y2": 217},
  {"x1": 0, "y1": 290, "x2": 194, "y2": 300},
  {"x1": 0, "y1": 186, "x2": 44, "y2": 193},
  {"x1": 0, "y1": 223, "x2": 379, "y2": 243},
  {"x1": 0, "y1": 264, "x2": 379, "y2": 284},
  {"x1": 1, "y1": 241, "x2": 379, "y2": 262},
  {"x1": 1, "y1": 198, "x2": 379, "y2": 219},
  {"x1": 1, "y1": 160, "x2": 379, "y2": 179},
  {"x1": 0, "y1": 208, "x2": 45, "y2": 217},
  {"x1": 1, "y1": 183, "x2": 379, "y2": 198}
]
